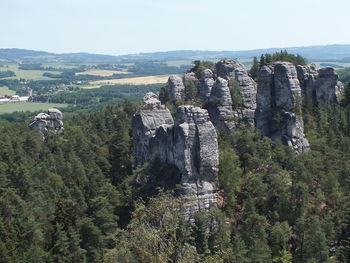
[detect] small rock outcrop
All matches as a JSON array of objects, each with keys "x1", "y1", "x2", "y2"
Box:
[
  {"x1": 29, "y1": 108, "x2": 64, "y2": 138},
  {"x1": 132, "y1": 94, "x2": 219, "y2": 214},
  {"x1": 256, "y1": 62, "x2": 309, "y2": 153}
]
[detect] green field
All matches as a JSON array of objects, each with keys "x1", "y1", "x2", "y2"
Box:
[
  {"x1": 0, "y1": 86, "x2": 16, "y2": 96},
  {"x1": 1, "y1": 64, "x2": 61, "y2": 80},
  {"x1": 0, "y1": 102, "x2": 69, "y2": 114}
]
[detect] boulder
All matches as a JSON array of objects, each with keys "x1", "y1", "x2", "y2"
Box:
[{"x1": 29, "y1": 108, "x2": 64, "y2": 138}]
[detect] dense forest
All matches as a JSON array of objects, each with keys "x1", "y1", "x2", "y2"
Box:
[{"x1": 0, "y1": 79, "x2": 349, "y2": 262}]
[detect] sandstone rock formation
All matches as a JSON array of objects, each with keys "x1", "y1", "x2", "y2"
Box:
[
  {"x1": 132, "y1": 93, "x2": 219, "y2": 214},
  {"x1": 256, "y1": 62, "x2": 309, "y2": 153},
  {"x1": 132, "y1": 92, "x2": 174, "y2": 167},
  {"x1": 216, "y1": 59, "x2": 257, "y2": 126},
  {"x1": 29, "y1": 108, "x2": 64, "y2": 138},
  {"x1": 199, "y1": 69, "x2": 215, "y2": 105},
  {"x1": 168, "y1": 75, "x2": 185, "y2": 102},
  {"x1": 207, "y1": 77, "x2": 235, "y2": 131},
  {"x1": 297, "y1": 66, "x2": 344, "y2": 106}
]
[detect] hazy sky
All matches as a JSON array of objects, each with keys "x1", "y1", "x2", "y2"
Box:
[{"x1": 1, "y1": 0, "x2": 349, "y2": 55}]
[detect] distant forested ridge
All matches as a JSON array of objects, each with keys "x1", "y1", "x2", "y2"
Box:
[{"x1": 1, "y1": 44, "x2": 350, "y2": 63}]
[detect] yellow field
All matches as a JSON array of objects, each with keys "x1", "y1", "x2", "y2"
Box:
[
  {"x1": 81, "y1": 75, "x2": 169, "y2": 89},
  {"x1": 76, "y1": 69, "x2": 131, "y2": 76}
]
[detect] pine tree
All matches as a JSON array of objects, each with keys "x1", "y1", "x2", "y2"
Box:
[
  {"x1": 249, "y1": 56, "x2": 259, "y2": 80},
  {"x1": 337, "y1": 205, "x2": 350, "y2": 262},
  {"x1": 303, "y1": 216, "x2": 329, "y2": 262}
]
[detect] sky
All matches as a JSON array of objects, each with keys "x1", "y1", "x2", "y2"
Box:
[{"x1": 1, "y1": 0, "x2": 350, "y2": 55}]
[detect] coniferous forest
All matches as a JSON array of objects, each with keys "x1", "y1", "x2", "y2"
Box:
[{"x1": 1, "y1": 77, "x2": 350, "y2": 263}]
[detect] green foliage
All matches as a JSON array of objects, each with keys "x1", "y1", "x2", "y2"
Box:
[
  {"x1": 249, "y1": 56, "x2": 259, "y2": 80},
  {"x1": 0, "y1": 70, "x2": 15, "y2": 78},
  {"x1": 342, "y1": 82, "x2": 350, "y2": 106},
  {"x1": 259, "y1": 50, "x2": 307, "y2": 66},
  {"x1": 190, "y1": 60, "x2": 215, "y2": 79},
  {"x1": 184, "y1": 79, "x2": 199, "y2": 102},
  {"x1": 338, "y1": 68, "x2": 350, "y2": 83},
  {"x1": 229, "y1": 80, "x2": 242, "y2": 109}
]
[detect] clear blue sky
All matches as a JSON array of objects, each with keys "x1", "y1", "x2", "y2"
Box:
[{"x1": 1, "y1": 0, "x2": 349, "y2": 55}]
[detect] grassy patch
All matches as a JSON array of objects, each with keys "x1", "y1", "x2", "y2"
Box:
[
  {"x1": 1, "y1": 64, "x2": 61, "y2": 80},
  {"x1": 0, "y1": 102, "x2": 68, "y2": 114},
  {"x1": 0, "y1": 86, "x2": 16, "y2": 96}
]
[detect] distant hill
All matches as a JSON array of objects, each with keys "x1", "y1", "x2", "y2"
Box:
[{"x1": 1, "y1": 44, "x2": 350, "y2": 63}]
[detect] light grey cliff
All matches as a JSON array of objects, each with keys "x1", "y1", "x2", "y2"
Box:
[
  {"x1": 168, "y1": 75, "x2": 185, "y2": 102},
  {"x1": 297, "y1": 66, "x2": 344, "y2": 106},
  {"x1": 199, "y1": 69, "x2": 215, "y2": 105},
  {"x1": 132, "y1": 92, "x2": 174, "y2": 167},
  {"x1": 133, "y1": 94, "x2": 219, "y2": 214},
  {"x1": 29, "y1": 108, "x2": 64, "y2": 138},
  {"x1": 207, "y1": 77, "x2": 235, "y2": 131},
  {"x1": 256, "y1": 62, "x2": 309, "y2": 153},
  {"x1": 216, "y1": 59, "x2": 257, "y2": 126}
]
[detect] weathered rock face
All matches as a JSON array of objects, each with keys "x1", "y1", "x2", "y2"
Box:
[
  {"x1": 132, "y1": 94, "x2": 219, "y2": 214},
  {"x1": 297, "y1": 66, "x2": 344, "y2": 106},
  {"x1": 168, "y1": 75, "x2": 185, "y2": 102},
  {"x1": 216, "y1": 59, "x2": 257, "y2": 126},
  {"x1": 256, "y1": 62, "x2": 309, "y2": 153},
  {"x1": 207, "y1": 77, "x2": 235, "y2": 131},
  {"x1": 256, "y1": 65, "x2": 273, "y2": 136},
  {"x1": 184, "y1": 72, "x2": 199, "y2": 87},
  {"x1": 29, "y1": 108, "x2": 64, "y2": 138},
  {"x1": 199, "y1": 69, "x2": 215, "y2": 105},
  {"x1": 314, "y1": 67, "x2": 344, "y2": 105},
  {"x1": 132, "y1": 92, "x2": 174, "y2": 167}
]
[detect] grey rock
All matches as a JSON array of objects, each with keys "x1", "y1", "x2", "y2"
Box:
[
  {"x1": 216, "y1": 59, "x2": 257, "y2": 126},
  {"x1": 314, "y1": 67, "x2": 344, "y2": 105},
  {"x1": 256, "y1": 65, "x2": 273, "y2": 136},
  {"x1": 200, "y1": 69, "x2": 215, "y2": 105},
  {"x1": 132, "y1": 93, "x2": 174, "y2": 167},
  {"x1": 171, "y1": 106, "x2": 219, "y2": 214},
  {"x1": 256, "y1": 62, "x2": 309, "y2": 153},
  {"x1": 208, "y1": 77, "x2": 235, "y2": 131},
  {"x1": 168, "y1": 75, "x2": 185, "y2": 102},
  {"x1": 29, "y1": 108, "x2": 64, "y2": 138},
  {"x1": 297, "y1": 66, "x2": 344, "y2": 106},
  {"x1": 184, "y1": 72, "x2": 199, "y2": 87},
  {"x1": 132, "y1": 94, "x2": 219, "y2": 215},
  {"x1": 296, "y1": 65, "x2": 317, "y2": 102}
]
